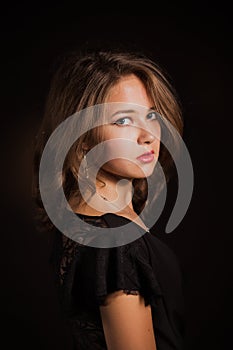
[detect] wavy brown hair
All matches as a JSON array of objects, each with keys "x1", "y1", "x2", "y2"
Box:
[{"x1": 32, "y1": 49, "x2": 183, "y2": 231}]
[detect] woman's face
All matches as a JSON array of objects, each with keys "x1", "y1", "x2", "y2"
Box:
[{"x1": 98, "y1": 74, "x2": 161, "y2": 179}]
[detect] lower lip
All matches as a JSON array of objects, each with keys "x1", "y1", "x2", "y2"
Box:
[{"x1": 137, "y1": 154, "x2": 155, "y2": 163}]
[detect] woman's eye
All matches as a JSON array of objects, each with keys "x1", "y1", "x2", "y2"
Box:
[
  {"x1": 146, "y1": 111, "x2": 158, "y2": 121},
  {"x1": 114, "y1": 117, "x2": 131, "y2": 125}
]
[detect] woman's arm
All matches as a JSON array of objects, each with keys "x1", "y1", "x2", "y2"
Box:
[{"x1": 100, "y1": 290, "x2": 157, "y2": 350}]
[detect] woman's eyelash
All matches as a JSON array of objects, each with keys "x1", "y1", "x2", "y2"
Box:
[
  {"x1": 112, "y1": 112, "x2": 158, "y2": 125},
  {"x1": 113, "y1": 117, "x2": 131, "y2": 125},
  {"x1": 146, "y1": 111, "x2": 158, "y2": 120}
]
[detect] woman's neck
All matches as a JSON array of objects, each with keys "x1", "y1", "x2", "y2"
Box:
[
  {"x1": 95, "y1": 169, "x2": 133, "y2": 210},
  {"x1": 74, "y1": 169, "x2": 135, "y2": 217},
  {"x1": 73, "y1": 170, "x2": 149, "y2": 231}
]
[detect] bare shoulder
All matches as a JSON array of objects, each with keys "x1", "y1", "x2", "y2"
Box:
[{"x1": 100, "y1": 290, "x2": 157, "y2": 350}]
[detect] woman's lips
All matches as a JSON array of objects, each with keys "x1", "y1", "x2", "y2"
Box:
[{"x1": 136, "y1": 150, "x2": 155, "y2": 163}]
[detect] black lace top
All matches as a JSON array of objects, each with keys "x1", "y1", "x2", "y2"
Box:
[{"x1": 50, "y1": 213, "x2": 185, "y2": 349}]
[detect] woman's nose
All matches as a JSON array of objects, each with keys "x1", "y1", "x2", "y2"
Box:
[{"x1": 137, "y1": 127, "x2": 156, "y2": 145}]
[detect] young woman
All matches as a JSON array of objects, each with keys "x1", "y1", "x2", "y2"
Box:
[{"x1": 33, "y1": 49, "x2": 186, "y2": 349}]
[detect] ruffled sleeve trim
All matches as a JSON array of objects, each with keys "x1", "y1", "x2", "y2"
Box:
[{"x1": 94, "y1": 237, "x2": 163, "y2": 309}]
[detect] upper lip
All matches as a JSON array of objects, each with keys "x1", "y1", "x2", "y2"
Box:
[{"x1": 137, "y1": 150, "x2": 154, "y2": 158}]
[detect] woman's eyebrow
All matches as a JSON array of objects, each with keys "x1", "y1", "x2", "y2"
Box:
[
  {"x1": 111, "y1": 109, "x2": 135, "y2": 117},
  {"x1": 111, "y1": 107, "x2": 156, "y2": 118}
]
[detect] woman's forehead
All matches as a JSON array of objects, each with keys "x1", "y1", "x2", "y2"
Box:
[{"x1": 106, "y1": 74, "x2": 153, "y2": 107}]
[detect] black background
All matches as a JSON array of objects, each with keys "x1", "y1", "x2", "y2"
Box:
[{"x1": 1, "y1": 3, "x2": 232, "y2": 350}]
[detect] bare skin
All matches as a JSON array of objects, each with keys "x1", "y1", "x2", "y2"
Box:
[
  {"x1": 74, "y1": 74, "x2": 159, "y2": 349},
  {"x1": 100, "y1": 291, "x2": 157, "y2": 350}
]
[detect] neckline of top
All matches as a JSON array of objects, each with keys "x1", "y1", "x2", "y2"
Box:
[{"x1": 75, "y1": 212, "x2": 150, "y2": 233}]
